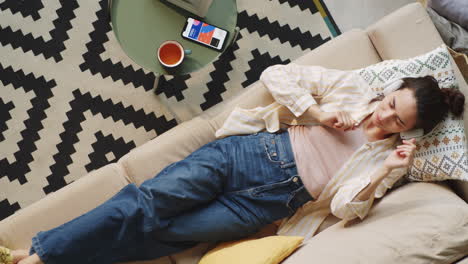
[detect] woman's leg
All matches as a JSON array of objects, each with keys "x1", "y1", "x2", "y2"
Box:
[
  {"x1": 153, "y1": 178, "x2": 313, "y2": 244},
  {"x1": 118, "y1": 184, "x2": 311, "y2": 263},
  {"x1": 116, "y1": 131, "x2": 314, "y2": 262},
  {"x1": 28, "y1": 139, "x2": 230, "y2": 264},
  {"x1": 28, "y1": 131, "x2": 313, "y2": 264}
]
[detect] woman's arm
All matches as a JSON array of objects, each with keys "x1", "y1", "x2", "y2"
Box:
[
  {"x1": 260, "y1": 64, "x2": 360, "y2": 130},
  {"x1": 306, "y1": 105, "x2": 358, "y2": 131},
  {"x1": 331, "y1": 139, "x2": 417, "y2": 221},
  {"x1": 260, "y1": 64, "x2": 317, "y2": 117},
  {"x1": 352, "y1": 166, "x2": 390, "y2": 202},
  {"x1": 304, "y1": 105, "x2": 322, "y2": 119},
  {"x1": 330, "y1": 167, "x2": 404, "y2": 222},
  {"x1": 353, "y1": 138, "x2": 418, "y2": 203},
  {"x1": 260, "y1": 63, "x2": 361, "y2": 118}
]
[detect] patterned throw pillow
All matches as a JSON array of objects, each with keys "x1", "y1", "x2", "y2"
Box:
[{"x1": 354, "y1": 44, "x2": 468, "y2": 182}]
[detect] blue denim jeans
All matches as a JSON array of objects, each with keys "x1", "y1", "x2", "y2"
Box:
[{"x1": 29, "y1": 130, "x2": 314, "y2": 264}]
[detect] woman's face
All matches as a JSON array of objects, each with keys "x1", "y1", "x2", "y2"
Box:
[{"x1": 371, "y1": 88, "x2": 418, "y2": 134}]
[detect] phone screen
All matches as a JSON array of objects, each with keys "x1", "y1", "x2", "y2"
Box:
[{"x1": 182, "y1": 18, "x2": 227, "y2": 50}]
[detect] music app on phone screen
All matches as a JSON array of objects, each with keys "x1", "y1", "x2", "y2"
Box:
[{"x1": 186, "y1": 19, "x2": 226, "y2": 49}]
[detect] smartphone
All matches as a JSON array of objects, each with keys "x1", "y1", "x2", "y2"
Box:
[
  {"x1": 181, "y1": 17, "x2": 228, "y2": 51},
  {"x1": 400, "y1": 128, "x2": 424, "y2": 140}
]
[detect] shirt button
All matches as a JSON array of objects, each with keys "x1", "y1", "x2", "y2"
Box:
[
  {"x1": 271, "y1": 152, "x2": 277, "y2": 157},
  {"x1": 293, "y1": 177, "x2": 299, "y2": 183},
  {"x1": 271, "y1": 139, "x2": 275, "y2": 144}
]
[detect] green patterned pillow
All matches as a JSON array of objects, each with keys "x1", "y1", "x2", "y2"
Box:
[{"x1": 354, "y1": 44, "x2": 468, "y2": 182}]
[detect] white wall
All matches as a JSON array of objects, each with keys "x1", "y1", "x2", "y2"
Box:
[{"x1": 323, "y1": 0, "x2": 417, "y2": 33}]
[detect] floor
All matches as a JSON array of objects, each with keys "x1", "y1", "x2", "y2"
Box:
[{"x1": 323, "y1": 0, "x2": 417, "y2": 33}]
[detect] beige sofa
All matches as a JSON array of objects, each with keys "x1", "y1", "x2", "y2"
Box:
[{"x1": 1, "y1": 3, "x2": 468, "y2": 264}]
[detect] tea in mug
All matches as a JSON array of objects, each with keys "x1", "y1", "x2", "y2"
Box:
[{"x1": 159, "y1": 43, "x2": 182, "y2": 66}]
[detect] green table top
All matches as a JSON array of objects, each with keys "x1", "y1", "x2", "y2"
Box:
[{"x1": 110, "y1": 0, "x2": 238, "y2": 76}]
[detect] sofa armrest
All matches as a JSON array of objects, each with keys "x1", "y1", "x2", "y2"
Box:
[{"x1": 0, "y1": 163, "x2": 130, "y2": 249}]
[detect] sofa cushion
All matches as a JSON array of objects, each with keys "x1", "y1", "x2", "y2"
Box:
[
  {"x1": 282, "y1": 182, "x2": 468, "y2": 264},
  {"x1": 291, "y1": 29, "x2": 382, "y2": 70},
  {"x1": 366, "y1": 3, "x2": 443, "y2": 61}
]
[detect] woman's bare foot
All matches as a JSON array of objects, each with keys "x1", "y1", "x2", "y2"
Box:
[
  {"x1": 16, "y1": 254, "x2": 43, "y2": 264},
  {"x1": 9, "y1": 250, "x2": 43, "y2": 264},
  {"x1": 11, "y1": 250, "x2": 29, "y2": 264}
]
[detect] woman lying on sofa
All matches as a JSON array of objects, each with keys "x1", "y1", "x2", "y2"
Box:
[{"x1": 5, "y1": 64, "x2": 465, "y2": 264}]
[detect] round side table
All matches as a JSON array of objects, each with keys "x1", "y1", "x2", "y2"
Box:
[{"x1": 110, "y1": 0, "x2": 238, "y2": 76}]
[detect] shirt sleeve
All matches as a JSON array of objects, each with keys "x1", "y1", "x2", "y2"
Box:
[
  {"x1": 330, "y1": 167, "x2": 407, "y2": 222},
  {"x1": 330, "y1": 175, "x2": 374, "y2": 221},
  {"x1": 375, "y1": 167, "x2": 408, "y2": 198},
  {"x1": 259, "y1": 63, "x2": 362, "y2": 117}
]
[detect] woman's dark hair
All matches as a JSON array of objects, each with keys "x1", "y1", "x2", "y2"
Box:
[{"x1": 400, "y1": 76, "x2": 465, "y2": 133}]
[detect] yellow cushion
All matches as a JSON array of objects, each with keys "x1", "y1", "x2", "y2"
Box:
[
  {"x1": 0, "y1": 246, "x2": 13, "y2": 264},
  {"x1": 198, "y1": 236, "x2": 303, "y2": 264}
]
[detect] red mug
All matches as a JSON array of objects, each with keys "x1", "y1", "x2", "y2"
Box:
[{"x1": 157, "y1": 40, "x2": 192, "y2": 68}]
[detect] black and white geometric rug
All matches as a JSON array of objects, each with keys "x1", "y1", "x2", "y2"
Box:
[{"x1": 0, "y1": 0, "x2": 340, "y2": 221}]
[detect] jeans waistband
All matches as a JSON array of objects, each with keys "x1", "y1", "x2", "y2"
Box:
[{"x1": 277, "y1": 130, "x2": 316, "y2": 202}]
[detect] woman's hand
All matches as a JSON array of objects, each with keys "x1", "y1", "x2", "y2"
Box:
[
  {"x1": 384, "y1": 138, "x2": 417, "y2": 170},
  {"x1": 319, "y1": 111, "x2": 357, "y2": 131}
]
